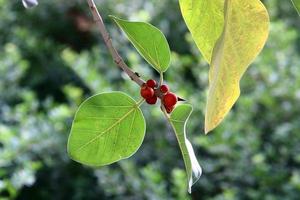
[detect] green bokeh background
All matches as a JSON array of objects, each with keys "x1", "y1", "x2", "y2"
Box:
[{"x1": 1, "y1": 0, "x2": 300, "y2": 199}]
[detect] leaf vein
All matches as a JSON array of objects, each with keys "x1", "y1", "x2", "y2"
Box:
[{"x1": 75, "y1": 106, "x2": 137, "y2": 153}]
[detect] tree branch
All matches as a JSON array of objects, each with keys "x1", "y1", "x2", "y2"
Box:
[{"x1": 86, "y1": 0, "x2": 145, "y2": 86}]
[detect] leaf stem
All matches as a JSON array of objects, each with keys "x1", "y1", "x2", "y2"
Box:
[
  {"x1": 161, "y1": 105, "x2": 170, "y2": 120},
  {"x1": 136, "y1": 98, "x2": 145, "y2": 107},
  {"x1": 86, "y1": 0, "x2": 145, "y2": 86},
  {"x1": 159, "y1": 72, "x2": 164, "y2": 86}
]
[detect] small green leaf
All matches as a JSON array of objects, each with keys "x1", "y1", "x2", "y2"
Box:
[
  {"x1": 179, "y1": 0, "x2": 224, "y2": 63},
  {"x1": 67, "y1": 92, "x2": 146, "y2": 167},
  {"x1": 291, "y1": 0, "x2": 300, "y2": 15},
  {"x1": 169, "y1": 104, "x2": 202, "y2": 193},
  {"x1": 110, "y1": 16, "x2": 171, "y2": 73}
]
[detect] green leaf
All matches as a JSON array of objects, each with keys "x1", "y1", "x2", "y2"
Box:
[
  {"x1": 110, "y1": 16, "x2": 171, "y2": 73},
  {"x1": 169, "y1": 104, "x2": 202, "y2": 193},
  {"x1": 67, "y1": 92, "x2": 146, "y2": 167},
  {"x1": 205, "y1": 0, "x2": 269, "y2": 133},
  {"x1": 291, "y1": 0, "x2": 300, "y2": 15},
  {"x1": 179, "y1": 0, "x2": 224, "y2": 63}
]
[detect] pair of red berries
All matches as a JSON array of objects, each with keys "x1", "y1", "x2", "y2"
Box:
[{"x1": 140, "y1": 79, "x2": 178, "y2": 113}]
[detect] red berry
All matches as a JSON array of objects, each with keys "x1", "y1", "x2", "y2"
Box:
[
  {"x1": 165, "y1": 106, "x2": 174, "y2": 114},
  {"x1": 163, "y1": 92, "x2": 178, "y2": 107},
  {"x1": 160, "y1": 84, "x2": 169, "y2": 94},
  {"x1": 146, "y1": 79, "x2": 157, "y2": 88},
  {"x1": 146, "y1": 95, "x2": 157, "y2": 105},
  {"x1": 140, "y1": 85, "x2": 154, "y2": 99}
]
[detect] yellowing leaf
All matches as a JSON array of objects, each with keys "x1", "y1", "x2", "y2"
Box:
[
  {"x1": 179, "y1": 0, "x2": 224, "y2": 63},
  {"x1": 205, "y1": 0, "x2": 269, "y2": 133}
]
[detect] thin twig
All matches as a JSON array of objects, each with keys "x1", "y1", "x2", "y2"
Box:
[{"x1": 86, "y1": 0, "x2": 145, "y2": 86}]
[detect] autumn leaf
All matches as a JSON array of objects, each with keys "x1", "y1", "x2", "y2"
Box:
[{"x1": 205, "y1": 0, "x2": 269, "y2": 133}]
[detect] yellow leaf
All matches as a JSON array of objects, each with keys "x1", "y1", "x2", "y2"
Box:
[
  {"x1": 205, "y1": 0, "x2": 269, "y2": 133},
  {"x1": 179, "y1": 0, "x2": 224, "y2": 63}
]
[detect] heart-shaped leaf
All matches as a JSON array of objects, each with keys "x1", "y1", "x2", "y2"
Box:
[
  {"x1": 110, "y1": 16, "x2": 171, "y2": 73},
  {"x1": 67, "y1": 92, "x2": 146, "y2": 166},
  {"x1": 205, "y1": 0, "x2": 269, "y2": 133},
  {"x1": 169, "y1": 104, "x2": 202, "y2": 193},
  {"x1": 291, "y1": 0, "x2": 300, "y2": 15},
  {"x1": 179, "y1": 0, "x2": 224, "y2": 63}
]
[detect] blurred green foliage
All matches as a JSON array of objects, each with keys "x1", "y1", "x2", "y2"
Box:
[{"x1": 0, "y1": 0, "x2": 300, "y2": 199}]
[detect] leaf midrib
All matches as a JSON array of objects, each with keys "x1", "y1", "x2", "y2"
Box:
[
  {"x1": 209, "y1": 0, "x2": 230, "y2": 97},
  {"x1": 75, "y1": 105, "x2": 138, "y2": 154},
  {"x1": 125, "y1": 31, "x2": 161, "y2": 69},
  {"x1": 291, "y1": 0, "x2": 300, "y2": 15},
  {"x1": 167, "y1": 116, "x2": 191, "y2": 181}
]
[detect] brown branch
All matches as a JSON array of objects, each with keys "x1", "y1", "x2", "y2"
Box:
[{"x1": 86, "y1": 0, "x2": 145, "y2": 86}]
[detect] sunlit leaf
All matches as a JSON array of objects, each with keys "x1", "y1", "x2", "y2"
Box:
[
  {"x1": 110, "y1": 16, "x2": 171, "y2": 73},
  {"x1": 179, "y1": 0, "x2": 224, "y2": 63},
  {"x1": 67, "y1": 92, "x2": 146, "y2": 166},
  {"x1": 205, "y1": 0, "x2": 269, "y2": 133},
  {"x1": 291, "y1": 0, "x2": 300, "y2": 15},
  {"x1": 169, "y1": 104, "x2": 202, "y2": 193}
]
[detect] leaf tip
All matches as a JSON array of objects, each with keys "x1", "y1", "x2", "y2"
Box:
[
  {"x1": 204, "y1": 126, "x2": 211, "y2": 135},
  {"x1": 204, "y1": 117, "x2": 217, "y2": 134},
  {"x1": 204, "y1": 117, "x2": 211, "y2": 134},
  {"x1": 188, "y1": 187, "x2": 191, "y2": 194}
]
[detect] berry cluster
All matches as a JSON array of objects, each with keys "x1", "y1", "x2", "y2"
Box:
[{"x1": 140, "y1": 79, "x2": 178, "y2": 113}]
